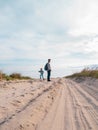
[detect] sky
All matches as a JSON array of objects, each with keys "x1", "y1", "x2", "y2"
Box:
[{"x1": 0, "y1": 0, "x2": 98, "y2": 78}]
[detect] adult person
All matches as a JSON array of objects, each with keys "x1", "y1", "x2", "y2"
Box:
[
  {"x1": 38, "y1": 68, "x2": 44, "y2": 80},
  {"x1": 44, "y1": 59, "x2": 51, "y2": 81}
]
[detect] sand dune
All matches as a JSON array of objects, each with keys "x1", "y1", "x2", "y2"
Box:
[{"x1": 0, "y1": 78, "x2": 98, "y2": 130}]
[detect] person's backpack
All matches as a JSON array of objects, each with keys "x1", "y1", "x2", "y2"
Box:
[{"x1": 44, "y1": 63, "x2": 48, "y2": 71}]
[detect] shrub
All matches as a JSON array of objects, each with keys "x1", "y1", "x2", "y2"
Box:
[
  {"x1": 10, "y1": 73, "x2": 21, "y2": 79},
  {"x1": 66, "y1": 68, "x2": 98, "y2": 79}
]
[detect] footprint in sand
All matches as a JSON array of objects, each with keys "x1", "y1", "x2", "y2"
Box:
[
  {"x1": 30, "y1": 114, "x2": 33, "y2": 117},
  {"x1": 21, "y1": 94, "x2": 25, "y2": 97},
  {"x1": 30, "y1": 92, "x2": 34, "y2": 95},
  {"x1": 11, "y1": 100, "x2": 21, "y2": 107},
  {"x1": 32, "y1": 123, "x2": 35, "y2": 126},
  {"x1": 12, "y1": 92, "x2": 15, "y2": 95},
  {"x1": 19, "y1": 124, "x2": 24, "y2": 129},
  {"x1": 27, "y1": 124, "x2": 30, "y2": 127}
]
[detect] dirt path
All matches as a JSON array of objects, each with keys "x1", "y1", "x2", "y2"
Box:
[
  {"x1": 0, "y1": 78, "x2": 98, "y2": 130},
  {"x1": 65, "y1": 79, "x2": 98, "y2": 130}
]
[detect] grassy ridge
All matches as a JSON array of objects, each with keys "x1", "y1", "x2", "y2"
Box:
[
  {"x1": 66, "y1": 68, "x2": 98, "y2": 79},
  {"x1": 0, "y1": 71, "x2": 32, "y2": 80}
]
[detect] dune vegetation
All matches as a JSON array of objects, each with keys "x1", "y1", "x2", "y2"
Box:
[
  {"x1": 66, "y1": 68, "x2": 98, "y2": 79},
  {"x1": 0, "y1": 71, "x2": 32, "y2": 80}
]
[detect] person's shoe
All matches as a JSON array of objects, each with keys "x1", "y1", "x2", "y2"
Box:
[{"x1": 47, "y1": 80, "x2": 51, "y2": 81}]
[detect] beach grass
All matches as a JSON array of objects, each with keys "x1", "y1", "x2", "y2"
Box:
[
  {"x1": 0, "y1": 71, "x2": 32, "y2": 80},
  {"x1": 66, "y1": 68, "x2": 98, "y2": 79}
]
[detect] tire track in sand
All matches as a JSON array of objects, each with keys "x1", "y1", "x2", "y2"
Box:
[
  {"x1": 66, "y1": 79, "x2": 98, "y2": 130},
  {"x1": 36, "y1": 79, "x2": 66, "y2": 130}
]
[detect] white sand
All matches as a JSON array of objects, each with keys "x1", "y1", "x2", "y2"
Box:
[{"x1": 0, "y1": 78, "x2": 98, "y2": 130}]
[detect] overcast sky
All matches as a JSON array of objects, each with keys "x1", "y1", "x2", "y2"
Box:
[{"x1": 0, "y1": 0, "x2": 98, "y2": 78}]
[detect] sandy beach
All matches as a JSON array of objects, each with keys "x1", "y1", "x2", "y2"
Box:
[{"x1": 0, "y1": 78, "x2": 98, "y2": 130}]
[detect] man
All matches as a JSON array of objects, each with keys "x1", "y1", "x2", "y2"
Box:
[{"x1": 46, "y1": 59, "x2": 51, "y2": 81}]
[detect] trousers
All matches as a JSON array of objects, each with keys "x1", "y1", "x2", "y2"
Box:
[{"x1": 47, "y1": 70, "x2": 51, "y2": 81}]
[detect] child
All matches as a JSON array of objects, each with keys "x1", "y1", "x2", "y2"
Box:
[{"x1": 38, "y1": 68, "x2": 44, "y2": 80}]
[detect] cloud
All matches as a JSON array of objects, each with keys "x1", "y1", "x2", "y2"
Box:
[
  {"x1": 0, "y1": 0, "x2": 98, "y2": 77},
  {"x1": 67, "y1": 0, "x2": 98, "y2": 36}
]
